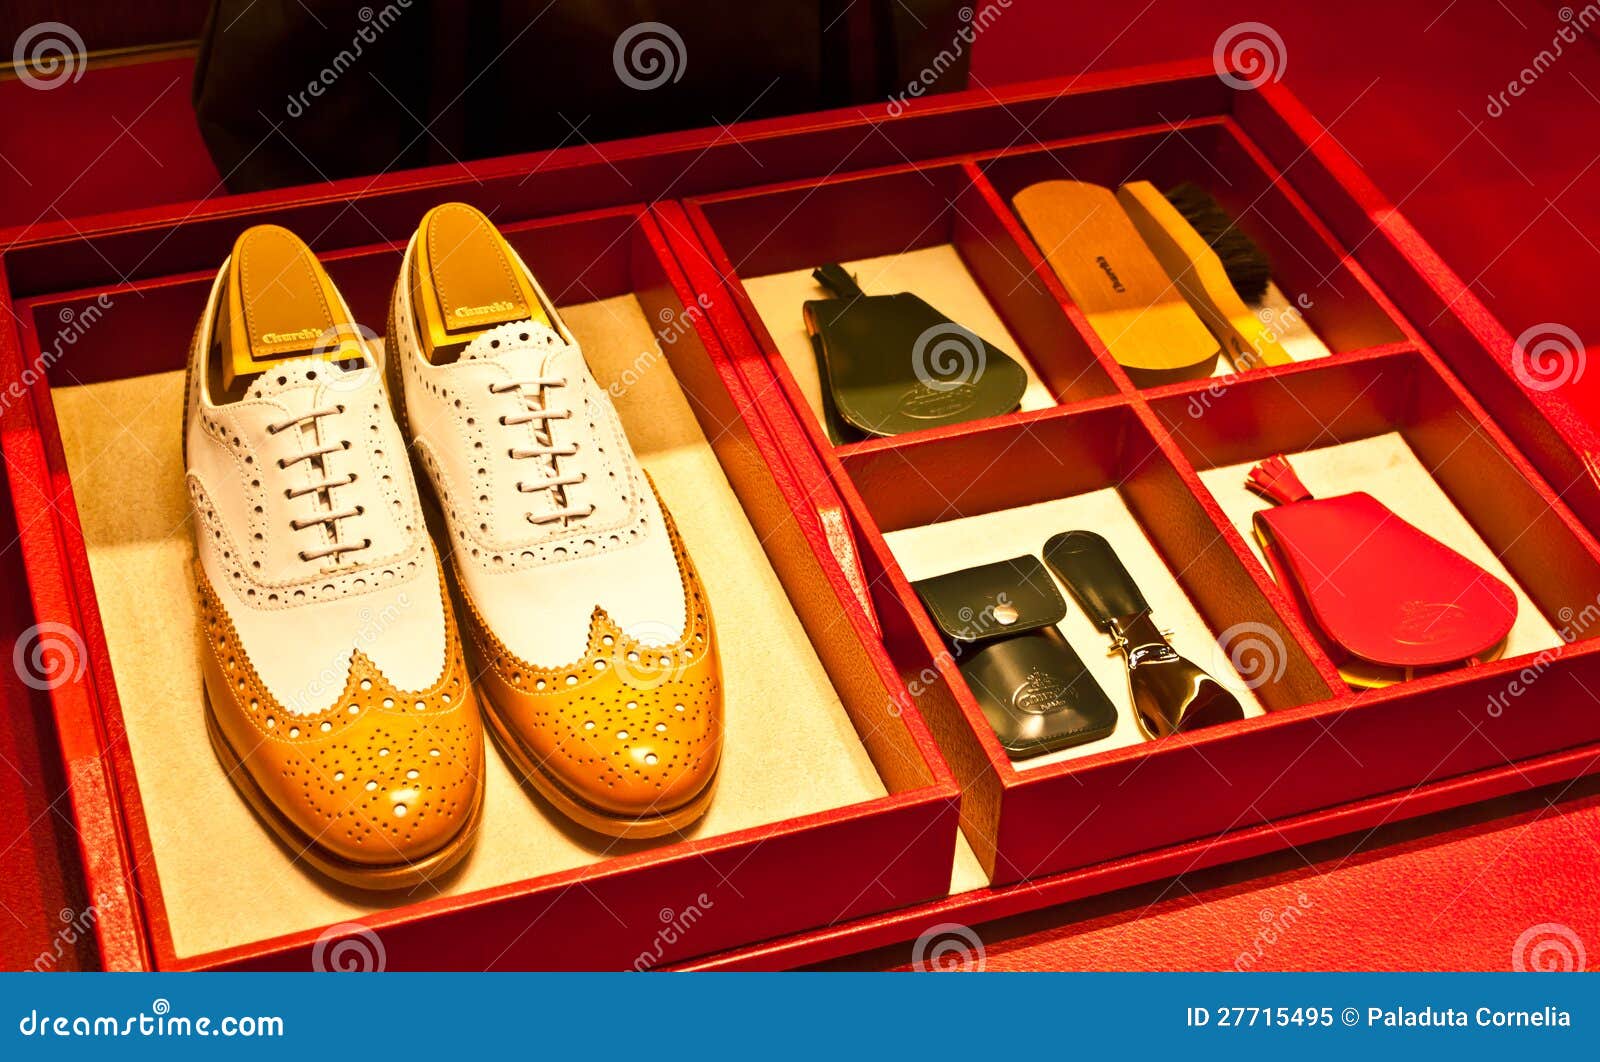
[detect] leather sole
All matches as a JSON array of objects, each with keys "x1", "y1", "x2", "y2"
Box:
[{"x1": 204, "y1": 694, "x2": 484, "y2": 891}]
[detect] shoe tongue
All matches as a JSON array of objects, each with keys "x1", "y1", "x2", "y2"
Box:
[
  {"x1": 243, "y1": 354, "x2": 370, "y2": 403},
  {"x1": 461, "y1": 319, "x2": 565, "y2": 366}
]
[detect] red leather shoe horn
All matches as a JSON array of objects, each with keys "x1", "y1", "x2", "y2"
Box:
[{"x1": 1246, "y1": 454, "x2": 1518, "y2": 687}]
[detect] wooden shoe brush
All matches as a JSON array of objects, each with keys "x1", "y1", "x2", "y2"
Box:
[
  {"x1": 1011, "y1": 179, "x2": 1220, "y2": 385},
  {"x1": 1247, "y1": 454, "x2": 1518, "y2": 688},
  {"x1": 1043, "y1": 530, "x2": 1244, "y2": 739},
  {"x1": 1117, "y1": 181, "x2": 1291, "y2": 371}
]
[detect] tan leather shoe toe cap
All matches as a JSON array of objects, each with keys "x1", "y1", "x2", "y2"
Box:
[
  {"x1": 199, "y1": 567, "x2": 484, "y2": 886},
  {"x1": 462, "y1": 530, "x2": 723, "y2": 837}
]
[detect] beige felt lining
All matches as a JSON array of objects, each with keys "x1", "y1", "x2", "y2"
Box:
[
  {"x1": 1199, "y1": 433, "x2": 1561, "y2": 665},
  {"x1": 741, "y1": 246, "x2": 1056, "y2": 433},
  {"x1": 883, "y1": 489, "x2": 1265, "y2": 773},
  {"x1": 948, "y1": 834, "x2": 990, "y2": 894},
  {"x1": 51, "y1": 294, "x2": 885, "y2": 961}
]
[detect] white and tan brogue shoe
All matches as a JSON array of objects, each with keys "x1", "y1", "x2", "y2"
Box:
[
  {"x1": 387, "y1": 202, "x2": 721, "y2": 839},
  {"x1": 186, "y1": 224, "x2": 483, "y2": 889}
]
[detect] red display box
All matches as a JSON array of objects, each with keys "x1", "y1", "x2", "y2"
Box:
[
  {"x1": 668, "y1": 65, "x2": 1600, "y2": 893},
  {"x1": 3, "y1": 60, "x2": 1599, "y2": 970},
  {"x1": 0, "y1": 203, "x2": 959, "y2": 970}
]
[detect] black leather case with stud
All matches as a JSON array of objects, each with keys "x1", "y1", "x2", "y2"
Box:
[{"x1": 912, "y1": 556, "x2": 1116, "y2": 758}]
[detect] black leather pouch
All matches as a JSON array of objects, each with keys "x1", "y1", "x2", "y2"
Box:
[
  {"x1": 803, "y1": 264, "x2": 1028, "y2": 442},
  {"x1": 913, "y1": 556, "x2": 1117, "y2": 758}
]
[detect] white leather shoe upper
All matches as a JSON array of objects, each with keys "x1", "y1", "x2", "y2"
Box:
[
  {"x1": 186, "y1": 261, "x2": 448, "y2": 713},
  {"x1": 389, "y1": 237, "x2": 687, "y2": 668}
]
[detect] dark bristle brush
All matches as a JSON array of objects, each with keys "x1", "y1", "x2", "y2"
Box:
[
  {"x1": 1163, "y1": 182, "x2": 1272, "y2": 303},
  {"x1": 1117, "y1": 180, "x2": 1289, "y2": 369}
]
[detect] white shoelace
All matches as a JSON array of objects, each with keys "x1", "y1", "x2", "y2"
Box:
[
  {"x1": 491, "y1": 377, "x2": 594, "y2": 525},
  {"x1": 267, "y1": 404, "x2": 369, "y2": 564}
]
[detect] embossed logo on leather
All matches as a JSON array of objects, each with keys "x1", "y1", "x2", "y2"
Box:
[
  {"x1": 1012, "y1": 666, "x2": 1074, "y2": 715},
  {"x1": 259, "y1": 327, "x2": 321, "y2": 345},
  {"x1": 1394, "y1": 600, "x2": 1467, "y2": 645},
  {"x1": 453, "y1": 300, "x2": 518, "y2": 319},
  {"x1": 896, "y1": 381, "x2": 980, "y2": 420}
]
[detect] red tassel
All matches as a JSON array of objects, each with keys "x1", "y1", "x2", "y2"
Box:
[{"x1": 1247, "y1": 454, "x2": 1313, "y2": 506}]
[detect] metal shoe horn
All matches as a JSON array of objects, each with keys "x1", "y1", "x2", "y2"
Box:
[{"x1": 1043, "y1": 530, "x2": 1244, "y2": 740}]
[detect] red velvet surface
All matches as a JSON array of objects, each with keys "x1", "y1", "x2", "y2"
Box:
[{"x1": 1, "y1": 0, "x2": 1597, "y2": 971}]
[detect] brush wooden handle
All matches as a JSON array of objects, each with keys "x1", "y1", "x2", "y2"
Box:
[
  {"x1": 1116, "y1": 182, "x2": 1292, "y2": 371},
  {"x1": 1012, "y1": 180, "x2": 1218, "y2": 383}
]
